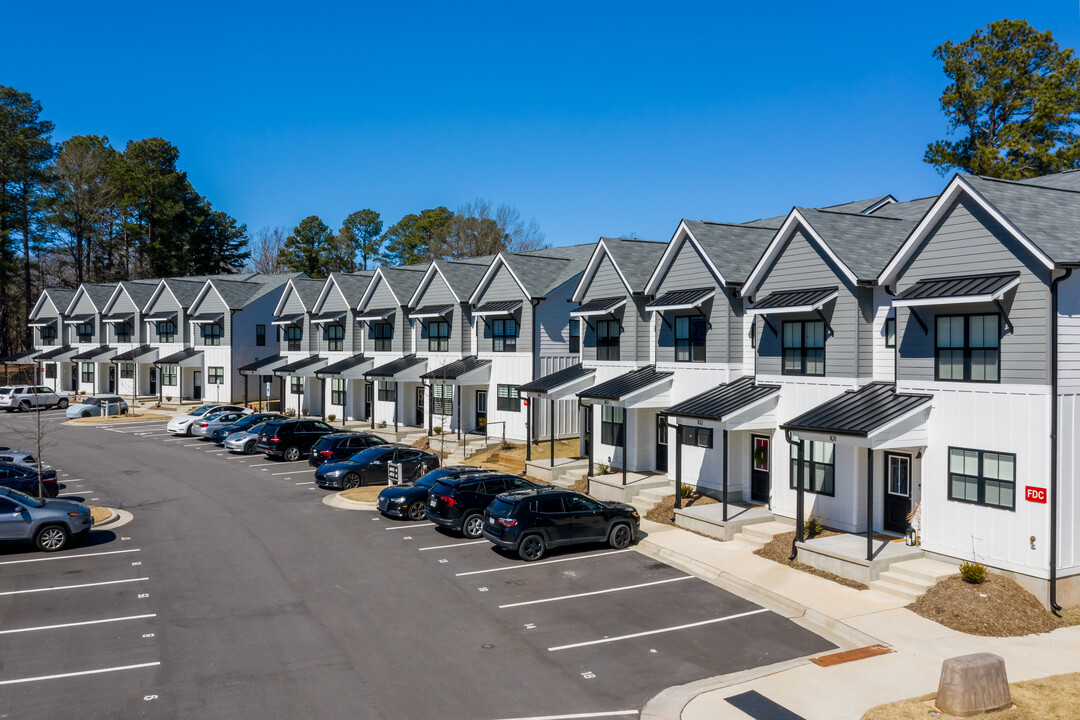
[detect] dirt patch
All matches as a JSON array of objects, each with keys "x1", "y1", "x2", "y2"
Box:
[
  {"x1": 89, "y1": 506, "x2": 113, "y2": 524},
  {"x1": 645, "y1": 493, "x2": 718, "y2": 525},
  {"x1": 570, "y1": 476, "x2": 589, "y2": 494},
  {"x1": 71, "y1": 412, "x2": 170, "y2": 424},
  {"x1": 340, "y1": 485, "x2": 388, "y2": 502},
  {"x1": 755, "y1": 530, "x2": 869, "y2": 591},
  {"x1": 861, "y1": 671, "x2": 1080, "y2": 720},
  {"x1": 907, "y1": 573, "x2": 1065, "y2": 637},
  {"x1": 466, "y1": 440, "x2": 581, "y2": 472}
]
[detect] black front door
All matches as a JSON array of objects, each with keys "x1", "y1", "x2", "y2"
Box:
[
  {"x1": 192, "y1": 370, "x2": 202, "y2": 401},
  {"x1": 108, "y1": 365, "x2": 116, "y2": 393},
  {"x1": 655, "y1": 415, "x2": 668, "y2": 472},
  {"x1": 475, "y1": 390, "x2": 487, "y2": 433},
  {"x1": 750, "y1": 434, "x2": 771, "y2": 504},
  {"x1": 149, "y1": 367, "x2": 157, "y2": 395},
  {"x1": 884, "y1": 453, "x2": 912, "y2": 534},
  {"x1": 69, "y1": 364, "x2": 77, "y2": 393},
  {"x1": 415, "y1": 386, "x2": 425, "y2": 426},
  {"x1": 364, "y1": 383, "x2": 373, "y2": 420}
]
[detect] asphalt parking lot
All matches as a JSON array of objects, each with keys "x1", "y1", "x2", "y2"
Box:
[{"x1": 0, "y1": 411, "x2": 836, "y2": 719}]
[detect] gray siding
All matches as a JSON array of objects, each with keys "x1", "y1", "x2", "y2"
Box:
[
  {"x1": 144, "y1": 288, "x2": 184, "y2": 344},
  {"x1": 754, "y1": 228, "x2": 858, "y2": 378},
  {"x1": 415, "y1": 273, "x2": 465, "y2": 354},
  {"x1": 857, "y1": 286, "x2": 874, "y2": 380},
  {"x1": 191, "y1": 288, "x2": 231, "y2": 347},
  {"x1": 318, "y1": 284, "x2": 358, "y2": 354},
  {"x1": 108, "y1": 291, "x2": 143, "y2": 344},
  {"x1": 70, "y1": 290, "x2": 103, "y2": 343},
  {"x1": 583, "y1": 254, "x2": 641, "y2": 363},
  {"x1": 537, "y1": 276, "x2": 579, "y2": 360},
  {"x1": 895, "y1": 196, "x2": 1051, "y2": 385},
  {"x1": 654, "y1": 239, "x2": 733, "y2": 364},
  {"x1": 477, "y1": 263, "x2": 531, "y2": 354},
  {"x1": 278, "y1": 286, "x2": 313, "y2": 355},
  {"x1": 364, "y1": 275, "x2": 407, "y2": 354}
]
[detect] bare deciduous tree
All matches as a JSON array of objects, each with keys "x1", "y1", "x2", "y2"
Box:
[
  {"x1": 247, "y1": 226, "x2": 290, "y2": 274},
  {"x1": 431, "y1": 199, "x2": 548, "y2": 260}
]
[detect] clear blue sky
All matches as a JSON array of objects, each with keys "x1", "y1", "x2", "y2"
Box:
[{"x1": 3, "y1": 2, "x2": 1079, "y2": 248}]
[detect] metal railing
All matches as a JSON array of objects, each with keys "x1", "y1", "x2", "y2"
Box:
[{"x1": 462, "y1": 420, "x2": 505, "y2": 459}]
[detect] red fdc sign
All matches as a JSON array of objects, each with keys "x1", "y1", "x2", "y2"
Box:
[{"x1": 1026, "y1": 486, "x2": 1047, "y2": 504}]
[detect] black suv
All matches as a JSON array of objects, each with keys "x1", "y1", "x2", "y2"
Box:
[
  {"x1": 426, "y1": 472, "x2": 539, "y2": 538},
  {"x1": 255, "y1": 419, "x2": 335, "y2": 461},
  {"x1": 376, "y1": 466, "x2": 480, "y2": 521},
  {"x1": 483, "y1": 487, "x2": 639, "y2": 561},
  {"x1": 308, "y1": 432, "x2": 388, "y2": 468}
]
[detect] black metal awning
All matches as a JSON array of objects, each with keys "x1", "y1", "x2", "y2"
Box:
[
  {"x1": 894, "y1": 272, "x2": 1020, "y2": 307},
  {"x1": 578, "y1": 365, "x2": 673, "y2": 402},
  {"x1": 356, "y1": 307, "x2": 395, "y2": 321},
  {"x1": 571, "y1": 297, "x2": 627, "y2": 317},
  {"x1": 312, "y1": 311, "x2": 346, "y2": 325},
  {"x1": 665, "y1": 377, "x2": 780, "y2": 422},
  {"x1": 748, "y1": 287, "x2": 838, "y2": 315},
  {"x1": 364, "y1": 354, "x2": 426, "y2": 379},
  {"x1": 419, "y1": 356, "x2": 491, "y2": 381},
  {"x1": 63, "y1": 314, "x2": 95, "y2": 324},
  {"x1": 271, "y1": 314, "x2": 304, "y2": 326},
  {"x1": 145, "y1": 311, "x2": 178, "y2": 323},
  {"x1": 410, "y1": 304, "x2": 453, "y2": 319},
  {"x1": 155, "y1": 348, "x2": 204, "y2": 367},
  {"x1": 645, "y1": 288, "x2": 715, "y2": 312},
  {"x1": 239, "y1": 354, "x2": 288, "y2": 375},
  {"x1": 113, "y1": 345, "x2": 159, "y2": 362},
  {"x1": 34, "y1": 346, "x2": 77, "y2": 361},
  {"x1": 71, "y1": 346, "x2": 117, "y2": 362},
  {"x1": 519, "y1": 364, "x2": 595, "y2": 396},
  {"x1": 781, "y1": 382, "x2": 931, "y2": 437},
  {"x1": 190, "y1": 312, "x2": 224, "y2": 324},
  {"x1": 473, "y1": 300, "x2": 522, "y2": 316},
  {"x1": 103, "y1": 313, "x2": 134, "y2": 324}
]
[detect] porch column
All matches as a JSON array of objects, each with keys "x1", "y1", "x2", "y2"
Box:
[
  {"x1": 394, "y1": 381, "x2": 399, "y2": 432},
  {"x1": 158, "y1": 366, "x2": 162, "y2": 404},
  {"x1": 673, "y1": 421, "x2": 682, "y2": 515},
  {"x1": 866, "y1": 447, "x2": 874, "y2": 562},
  {"x1": 280, "y1": 377, "x2": 285, "y2": 413},
  {"x1": 456, "y1": 385, "x2": 461, "y2": 443},
  {"x1": 425, "y1": 381, "x2": 432, "y2": 436},
  {"x1": 722, "y1": 428, "x2": 729, "y2": 522},
  {"x1": 178, "y1": 367, "x2": 183, "y2": 402},
  {"x1": 586, "y1": 404, "x2": 593, "y2": 478},
  {"x1": 549, "y1": 398, "x2": 555, "y2": 468},
  {"x1": 621, "y1": 416, "x2": 627, "y2": 487},
  {"x1": 370, "y1": 382, "x2": 375, "y2": 429},
  {"x1": 788, "y1": 432, "x2": 805, "y2": 561},
  {"x1": 526, "y1": 399, "x2": 532, "y2": 459},
  {"x1": 243, "y1": 373, "x2": 249, "y2": 407}
]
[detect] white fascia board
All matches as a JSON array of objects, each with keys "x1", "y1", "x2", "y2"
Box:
[
  {"x1": 746, "y1": 290, "x2": 839, "y2": 316},
  {"x1": 892, "y1": 277, "x2": 1021, "y2": 308},
  {"x1": 29, "y1": 292, "x2": 50, "y2": 321},
  {"x1": 410, "y1": 263, "x2": 461, "y2": 308},
  {"x1": 469, "y1": 254, "x2": 510, "y2": 305},
  {"x1": 272, "y1": 278, "x2": 309, "y2": 318},
  {"x1": 310, "y1": 276, "x2": 337, "y2": 315},
  {"x1": 141, "y1": 280, "x2": 168, "y2": 314},
  {"x1": 647, "y1": 289, "x2": 716, "y2": 313},
  {"x1": 358, "y1": 268, "x2": 400, "y2": 310},
  {"x1": 101, "y1": 284, "x2": 126, "y2": 316},
  {"x1": 62, "y1": 285, "x2": 89, "y2": 316},
  {"x1": 570, "y1": 240, "x2": 633, "y2": 303},
  {"x1": 742, "y1": 210, "x2": 858, "y2": 297},
  {"x1": 878, "y1": 175, "x2": 1055, "y2": 285},
  {"x1": 570, "y1": 298, "x2": 628, "y2": 317},
  {"x1": 644, "y1": 223, "x2": 728, "y2": 296}
]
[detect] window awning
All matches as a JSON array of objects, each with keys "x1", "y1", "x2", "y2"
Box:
[
  {"x1": 316, "y1": 355, "x2": 373, "y2": 379},
  {"x1": 35, "y1": 346, "x2": 78, "y2": 362},
  {"x1": 103, "y1": 313, "x2": 134, "y2": 324},
  {"x1": 420, "y1": 356, "x2": 491, "y2": 383},
  {"x1": 239, "y1": 354, "x2": 289, "y2": 375},
  {"x1": 63, "y1": 314, "x2": 95, "y2": 324},
  {"x1": 410, "y1": 305, "x2": 453, "y2": 319},
  {"x1": 893, "y1": 272, "x2": 1021, "y2": 308},
  {"x1": 645, "y1": 288, "x2": 715, "y2": 312},
  {"x1": 780, "y1": 382, "x2": 932, "y2": 440},
  {"x1": 747, "y1": 287, "x2": 838, "y2": 316},
  {"x1": 28, "y1": 318, "x2": 58, "y2": 328},
  {"x1": 519, "y1": 364, "x2": 595, "y2": 399},
  {"x1": 113, "y1": 345, "x2": 159, "y2": 363},
  {"x1": 571, "y1": 297, "x2": 627, "y2": 317},
  {"x1": 274, "y1": 355, "x2": 326, "y2": 377},
  {"x1": 190, "y1": 313, "x2": 224, "y2": 324},
  {"x1": 71, "y1": 346, "x2": 117, "y2": 363},
  {"x1": 145, "y1": 311, "x2": 177, "y2": 323},
  {"x1": 363, "y1": 354, "x2": 427, "y2": 381},
  {"x1": 271, "y1": 314, "x2": 304, "y2": 326},
  {"x1": 155, "y1": 348, "x2": 203, "y2": 367},
  {"x1": 312, "y1": 311, "x2": 346, "y2": 325},
  {"x1": 357, "y1": 307, "x2": 395, "y2": 321},
  {"x1": 665, "y1": 377, "x2": 780, "y2": 425},
  {"x1": 578, "y1": 365, "x2": 673, "y2": 408},
  {"x1": 473, "y1": 300, "x2": 522, "y2": 317}
]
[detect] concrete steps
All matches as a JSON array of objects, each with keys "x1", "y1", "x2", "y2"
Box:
[
  {"x1": 733, "y1": 521, "x2": 794, "y2": 550},
  {"x1": 869, "y1": 558, "x2": 958, "y2": 603},
  {"x1": 630, "y1": 487, "x2": 671, "y2": 515}
]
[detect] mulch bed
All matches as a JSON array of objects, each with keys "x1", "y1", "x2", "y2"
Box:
[
  {"x1": 755, "y1": 530, "x2": 869, "y2": 590},
  {"x1": 644, "y1": 493, "x2": 718, "y2": 524},
  {"x1": 907, "y1": 573, "x2": 1066, "y2": 636}
]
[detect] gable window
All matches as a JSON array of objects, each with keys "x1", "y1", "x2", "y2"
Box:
[
  {"x1": 39, "y1": 325, "x2": 57, "y2": 346},
  {"x1": 81, "y1": 363, "x2": 94, "y2": 384},
  {"x1": 789, "y1": 440, "x2": 835, "y2": 496},
  {"x1": 596, "y1": 319, "x2": 620, "y2": 361},
  {"x1": 162, "y1": 366, "x2": 177, "y2": 386},
  {"x1": 120, "y1": 362, "x2": 134, "y2": 379},
  {"x1": 782, "y1": 320, "x2": 825, "y2": 376},
  {"x1": 935, "y1": 314, "x2": 999, "y2": 383},
  {"x1": 285, "y1": 325, "x2": 303, "y2": 352},
  {"x1": 427, "y1": 320, "x2": 450, "y2": 352},
  {"x1": 77, "y1": 323, "x2": 94, "y2": 343},
  {"x1": 675, "y1": 316, "x2": 707, "y2": 363},
  {"x1": 885, "y1": 317, "x2": 896, "y2": 348},
  {"x1": 202, "y1": 323, "x2": 223, "y2": 346},
  {"x1": 325, "y1": 323, "x2": 344, "y2": 352},
  {"x1": 208, "y1": 367, "x2": 225, "y2": 386},
  {"x1": 433, "y1": 383, "x2": 453, "y2": 415},
  {"x1": 256, "y1": 324, "x2": 266, "y2": 347},
  {"x1": 290, "y1": 376, "x2": 303, "y2": 395},
  {"x1": 156, "y1": 321, "x2": 176, "y2": 343},
  {"x1": 377, "y1": 381, "x2": 396, "y2": 402},
  {"x1": 497, "y1": 384, "x2": 521, "y2": 412},
  {"x1": 492, "y1": 318, "x2": 517, "y2": 352},
  {"x1": 114, "y1": 322, "x2": 133, "y2": 343},
  {"x1": 331, "y1": 378, "x2": 346, "y2": 406},
  {"x1": 371, "y1": 322, "x2": 392, "y2": 351},
  {"x1": 569, "y1": 319, "x2": 579, "y2": 354},
  {"x1": 680, "y1": 426, "x2": 713, "y2": 448},
  {"x1": 600, "y1": 405, "x2": 625, "y2": 446},
  {"x1": 948, "y1": 447, "x2": 1015, "y2": 510}
]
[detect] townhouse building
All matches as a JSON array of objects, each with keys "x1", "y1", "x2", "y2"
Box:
[
  {"x1": 63, "y1": 282, "x2": 123, "y2": 395},
  {"x1": 101, "y1": 279, "x2": 163, "y2": 399},
  {"x1": 310, "y1": 271, "x2": 375, "y2": 423},
  {"x1": 269, "y1": 277, "x2": 335, "y2": 415},
  {"x1": 28, "y1": 288, "x2": 77, "y2": 391}
]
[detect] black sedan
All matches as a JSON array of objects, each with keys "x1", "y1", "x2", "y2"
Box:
[
  {"x1": 377, "y1": 465, "x2": 480, "y2": 521},
  {"x1": 0, "y1": 462, "x2": 59, "y2": 498},
  {"x1": 315, "y1": 445, "x2": 440, "y2": 490}
]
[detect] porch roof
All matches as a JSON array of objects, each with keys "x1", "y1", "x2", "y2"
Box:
[
  {"x1": 35, "y1": 346, "x2": 77, "y2": 362},
  {"x1": 71, "y1": 346, "x2": 117, "y2": 362},
  {"x1": 578, "y1": 365, "x2": 673, "y2": 403},
  {"x1": 113, "y1": 345, "x2": 158, "y2": 362},
  {"x1": 316, "y1": 355, "x2": 372, "y2": 379},
  {"x1": 0, "y1": 349, "x2": 39, "y2": 365},
  {"x1": 274, "y1": 355, "x2": 326, "y2": 377},
  {"x1": 893, "y1": 272, "x2": 1020, "y2": 307},
  {"x1": 781, "y1": 382, "x2": 931, "y2": 438},
  {"x1": 519, "y1": 363, "x2": 595, "y2": 397},
  {"x1": 473, "y1": 300, "x2": 522, "y2": 316},
  {"x1": 239, "y1": 354, "x2": 289, "y2": 375},
  {"x1": 364, "y1": 354, "x2": 426, "y2": 380},
  {"x1": 645, "y1": 287, "x2": 715, "y2": 312},
  {"x1": 420, "y1": 356, "x2": 491, "y2": 383},
  {"x1": 747, "y1": 287, "x2": 838, "y2": 315},
  {"x1": 665, "y1": 376, "x2": 780, "y2": 423},
  {"x1": 155, "y1": 348, "x2": 204, "y2": 367},
  {"x1": 571, "y1": 297, "x2": 626, "y2": 317}
]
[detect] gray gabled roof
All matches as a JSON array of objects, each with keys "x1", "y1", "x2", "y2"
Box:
[
  {"x1": 681, "y1": 221, "x2": 776, "y2": 284},
  {"x1": 378, "y1": 266, "x2": 429, "y2": 306},
  {"x1": 868, "y1": 196, "x2": 936, "y2": 222},
  {"x1": 432, "y1": 260, "x2": 489, "y2": 301},
  {"x1": 498, "y1": 243, "x2": 598, "y2": 298},
  {"x1": 961, "y1": 175, "x2": 1080, "y2": 264},
  {"x1": 82, "y1": 283, "x2": 118, "y2": 311},
  {"x1": 206, "y1": 278, "x2": 263, "y2": 309},
  {"x1": 794, "y1": 207, "x2": 918, "y2": 280},
  {"x1": 162, "y1": 278, "x2": 208, "y2": 308},
  {"x1": 117, "y1": 281, "x2": 158, "y2": 310},
  {"x1": 595, "y1": 238, "x2": 667, "y2": 293},
  {"x1": 781, "y1": 382, "x2": 931, "y2": 437},
  {"x1": 820, "y1": 195, "x2": 896, "y2": 214},
  {"x1": 288, "y1": 278, "x2": 329, "y2": 311},
  {"x1": 38, "y1": 288, "x2": 76, "y2": 317},
  {"x1": 1016, "y1": 169, "x2": 1080, "y2": 192},
  {"x1": 331, "y1": 272, "x2": 374, "y2": 307}
]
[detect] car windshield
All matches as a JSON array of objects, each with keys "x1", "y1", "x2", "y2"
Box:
[
  {"x1": 190, "y1": 405, "x2": 217, "y2": 416},
  {"x1": 347, "y1": 447, "x2": 390, "y2": 463},
  {"x1": 85, "y1": 396, "x2": 113, "y2": 405},
  {"x1": 234, "y1": 415, "x2": 263, "y2": 429},
  {"x1": 3, "y1": 487, "x2": 44, "y2": 508},
  {"x1": 245, "y1": 423, "x2": 268, "y2": 435}
]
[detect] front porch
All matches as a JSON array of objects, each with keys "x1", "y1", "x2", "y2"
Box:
[
  {"x1": 588, "y1": 471, "x2": 668, "y2": 506},
  {"x1": 795, "y1": 533, "x2": 924, "y2": 584},
  {"x1": 674, "y1": 502, "x2": 776, "y2": 541}
]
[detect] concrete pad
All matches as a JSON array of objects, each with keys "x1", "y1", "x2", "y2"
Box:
[{"x1": 843, "y1": 607, "x2": 960, "y2": 646}]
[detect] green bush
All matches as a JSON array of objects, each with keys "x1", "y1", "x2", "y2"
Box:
[
  {"x1": 432, "y1": 425, "x2": 442, "y2": 435},
  {"x1": 500, "y1": 440, "x2": 515, "y2": 451},
  {"x1": 960, "y1": 560, "x2": 988, "y2": 584},
  {"x1": 804, "y1": 517, "x2": 825, "y2": 539},
  {"x1": 680, "y1": 483, "x2": 694, "y2": 498},
  {"x1": 327, "y1": 414, "x2": 336, "y2": 422},
  {"x1": 597, "y1": 462, "x2": 610, "y2": 475}
]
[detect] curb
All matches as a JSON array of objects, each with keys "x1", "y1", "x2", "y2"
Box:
[
  {"x1": 92, "y1": 508, "x2": 134, "y2": 531},
  {"x1": 322, "y1": 492, "x2": 378, "y2": 511}
]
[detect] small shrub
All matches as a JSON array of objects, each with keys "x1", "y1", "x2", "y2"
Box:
[
  {"x1": 327, "y1": 414, "x2": 336, "y2": 422},
  {"x1": 596, "y1": 462, "x2": 610, "y2": 475},
  {"x1": 960, "y1": 560, "x2": 988, "y2": 584},
  {"x1": 500, "y1": 440, "x2": 515, "y2": 451},
  {"x1": 164, "y1": 396, "x2": 172, "y2": 402},
  {"x1": 804, "y1": 517, "x2": 825, "y2": 539},
  {"x1": 433, "y1": 425, "x2": 443, "y2": 435},
  {"x1": 680, "y1": 483, "x2": 693, "y2": 498},
  {"x1": 378, "y1": 421, "x2": 387, "y2": 428},
  {"x1": 301, "y1": 407, "x2": 309, "y2": 415}
]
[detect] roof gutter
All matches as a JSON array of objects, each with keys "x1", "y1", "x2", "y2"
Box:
[{"x1": 1050, "y1": 267, "x2": 1072, "y2": 615}]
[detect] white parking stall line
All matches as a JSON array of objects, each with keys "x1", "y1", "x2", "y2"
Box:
[
  {"x1": 455, "y1": 550, "x2": 632, "y2": 577},
  {"x1": 492, "y1": 712, "x2": 638, "y2": 720},
  {"x1": 271, "y1": 471, "x2": 296, "y2": 476},
  {"x1": 58, "y1": 491, "x2": 93, "y2": 496},
  {"x1": 0, "y1": 661, "x2": 160, "y2": 686},
  {"x1": 183, "y1": 443, "x2": 203, "y2": 447},
  {"x1": 498, "y1": 576, "x2": 694, "y2": 609},
  {"x1": 418, "y1": 540, "x2": 488, "y2": 551},
  {"x1": 546, "y1": 609, "x2": 770, "y2": 652},
  {"x1": 62, "y1": 478, "x2": 84, "y2": 483},
  {"x1": 0, "y1": 577, "x2": 149, "y2": 596},
  {"x1": 249, "y1": 461, "x2": 306, "y2": 467},
  {"x1": 160, "y1": 438, "x2": 186, "y2": 442},
  {"x1": 0, "y1": 613, "x2": 157, "y2": 635},
  {"x1": 205, "y1": 450, "x2": 227, "y2": 453},
  {"x1": 294, "y1": 481, "x2": 315, "y2": 485},
  {"x1": 139, "y1": 433, "x2": 172, "y2": 438},
  {"x1": 95, "y1": 421, "x2": 163, "y2": 429},
  {"x1": 386, "y1": 523, "x2": 433, "y2": 530},
  {"x1": 0, "y1": 548, "x2": 139, "y2": 566}
]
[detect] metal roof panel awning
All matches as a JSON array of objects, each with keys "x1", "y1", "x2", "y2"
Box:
[
  {"x1": 747, "y1": 287, "x2": 838, "y2": 316},
  {"x1": 781, "y1": 382, "x2": 932, "y2": 446},
  {"x1": 519, "y1": 364, "x2": 595, "y2": 400},
  {"x1": 103, "y1": 313, "x2": 134, "y2": 324},
  {"x1": 363, "y1": 354, "x2": 427, "y2": 381},
  {"x1": 63, "y1": 314, "x2": 95, "y2": 324},
  {"x1": 420, "y1": 356, "x2": 491, "y2": 383},
  {"x1": 190, "y1": 313, "x2": 224, "y2": 324},
  {"x1": 28, "y1": 317, "x2": 58, "y2": 328},
  {"x1": 34, "y1": 346, "x2": 78, "y2": 362},
  {"x1": 155, "y1": 348, "x2": 204, "y2": 367},
  {"x1": 145, "y1": 311, "x2": 178, "y2": 323},
  {"x1": 578, "y1": 365, "x2": 673, "y2": 408},
  {"x1": 271, "y1": 314, "x2": 304, "y2": 326},
  {"x1": 893, "y1": 272, "x2": 1021, "y2": 307},
  {"x1": 571, "y1": 297, "x2": 627, "y2": 317},
  {"x1": 113, "y1": 345, "x2": 158, "y2": 363},
  {"x1": 71, "y1": 346, "x2": 117, "y2": 363},
  {"x1": 665, "y1": 377, "x2": 780, "y2": 427},
  {"x1": 239, "y1": 354, "x2": 289, "y2": 375},
  {"x1": 410, "y1": 304, "x2": 454, "y2": 319},
  {"x1": 473, "y1": 300, "x2": 522, "y2": 317},
  {"x1": 316, "y1": 355, "x2": 373, "y2": 379},
  {"x1": 645, "y1": 288, "x2": 716, "y2": 312},
  {"x1": 312, "y1": 311, "x2": 346, "y2": 325},
  {"x1": 274, "y1": 355, "x2": 327, "y2": 377},
  {"x1": 356, "y1": 307, "x2": 396, "y2": 321}
]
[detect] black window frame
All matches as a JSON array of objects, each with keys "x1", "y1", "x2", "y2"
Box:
[
  {"x1": 162, "y1": 366, "x2": 177, "y2": 387},
  {"x1": 600, "y1": 405, "x2": 625, "y2": 446},
  {"x1": 788, "y1": 439, "x2": 835, "y2": 496},
  {"x1": 202, "y1": 322, "x2": 223, "y2": 346},
  {"x1": 114, "y1": 321, "x2": 133, "y2": 343},
  {"x1": 568, "y1": 319, "x2": 579, "y2": 354},
  {"x1": 432, "y1": 383, "x2": 453, "y2": 415},
  {"x1": 934, "y1": 314, "x2": 1000, "y2": 383},
  {"x1": 947, "y1": 446, "x2": 1016, "y2": 510},
  {"x1": 377, "y1": 381, "x2": 396, "y2": 402},
  {"x1": 285, "y1": 325, "x2": 303, "y2": 352},
  {"x1": 496, "y1": 384, "x2": 520, "y2": 412},
  {"x1": 81, "y1": 362, "x2": 94, "y2": 384},
  {"x1": 427, "y1": 320, "x2": 450, "y2": 353},
  {"x1": 331, "y1": 378, "x2": 346, "y2": 406},
  {"x1": 675, "y1": 315, "x2": 707, "y2": 363},
  {"x1": 39, "y1": 325, "x2": 57, "y2": 346},
  {"x1": 325, "y1": 323, "x2": 344, "y2": 352},
  {"x1": 44, "y1": 363, "x2": 57, "y2": 379},
  {"x1": 885, "y1": 317, "x2": 896, "y2": 348},
  {"x1": 679, "y1": 426, "x2": 713, "y2": 448},
  {"x1": 371, "y1": 322, "x2": 392, "y2": 352},
  {"x1": 595, "y1": 319, "x2": 620, "y2": 361},
  {"x1": 256, "y1": 324, "x2": 266, "y2": 347},
  {"x1": 207, "y1": 366, "x2": 225, "y2": 386},
  {"x1": 492, "y1": 318, "x2": 518, "y2": 353},
  {"x1": 290, "y1": 376, "x2": 303, "y2": 395},
  {"x1": 781, "y1": 320, "x2": 825, "y2": 377},
  {"x1": 156, "y1": 320, "x2": 176, "y2": 344},
  {"x1": 76, "y1": 322, "x2": 94, "y2": 342},
  {"x1": 120, "y1": 362, "x2": 134, "y2": 379}
]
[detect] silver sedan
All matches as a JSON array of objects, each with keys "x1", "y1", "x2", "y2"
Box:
[
  {"x1": 191, "y1": 410, "x2": 251, "y2": 439},
  {"x1": 224, "y1": 422, "x2": 269, "y2": 454}
]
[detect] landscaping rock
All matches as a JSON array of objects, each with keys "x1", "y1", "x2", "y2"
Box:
[{"x1": 936, "y1": 652, "x2": 1011, "y2": 717}]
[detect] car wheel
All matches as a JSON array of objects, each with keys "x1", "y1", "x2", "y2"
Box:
[
  {"x1": 81, "y1": 411, "x2": 92, "y2": 418},
  {"x1": 57, "y1": 398, "x2": 69, "y2": 409},
  {"x1": 518, "y1": 534, "x2": 545, "y2": 562},
  {"x1": 35, "y1": 524, "x2": 69, "y2": 552},
  {"x1": 407, "y1": 500, "x2": 427, "y2": 521},
  {"x1": 342, "y1": 473, "x2": 361, "y2": 490},
  {"x1": 18, "y1": 401, "x2": 30, "y2": 413},
  {"x1": 283, "y1": 446, "x2": 301, "y2": 462},
  {"x1": 462, "y1": 513, "x2": 485, "y2": 539},
  {"x1": 608, "y1": 522, "x2": 634, "y2": 549},
  {"x1": 185, "y1": 425, "x2": 193, "y2": 436},
  {"x1": 244, "y1": 441, "x2": 257, "y2": 455}
]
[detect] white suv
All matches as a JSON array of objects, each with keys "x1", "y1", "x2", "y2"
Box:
[{"x1": 0, "y1": 386, "x2": 70, "y2": 412}]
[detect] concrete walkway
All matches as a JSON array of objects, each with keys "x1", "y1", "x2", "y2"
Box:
[{"x1": 635, "y1": 519, "x2": 1080, "y2": 720}]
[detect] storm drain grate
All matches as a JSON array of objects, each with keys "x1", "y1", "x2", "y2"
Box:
[{"x1": 724, "y1": 691, "x2": 806, "y2": 720}]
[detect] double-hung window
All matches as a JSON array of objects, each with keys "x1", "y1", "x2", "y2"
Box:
[
  {"x1": 115, "y1": 322, "x2": 133, "y2": 343},
  {"x1": 497, "y1": 384, "x2": 520, "y2": 412},
  {"x1": 371, "y1": 322, "x2": 392, "y2": 351},
  {"x1": 948, "y1": 447, "x2": 1015, "y2": 509},
  {"x1": 377, "y1": 381, "x2": 396, "y2": 402},
  {"x1": 789, "y1": 440, "x2": 835, "y2": 496},
  {"x1": 331, "y1": 378, "x2": 346, "y2": 406},
  {"x1": 596, "y1": 319, "x2": 620, "y2": 361},
  {"x1": 202, "y1": 323, "x2": 222, "y2": 346},
  {"x1": 120, "y1": 363, "x2": 134, "y2": 379},
  {"x1": 782, "y1": 320, "x2": 825, "y2": 376},
  {"x1": 935, "y1": 314, "x2": 999, "y2": 382},
  {"x1": 325, "y1": 323, "x2": 344, "y2": 352},
  {"x1": 885, "y1": 317, "x2": 896, "y2": 348},
  {"x1": 679, "y1": 426, "x2": 713, "y2": 448},
  {"x1": 81, "y1": 363, "x2": 94, "y2": 384},
  {"x1": 208, "y1": 367, "x2": 225, "y2": 385},
  {"x1": 569, "y1": 319, "x2": 580, "y2": 354},
  {"x1": 427, "y1": 320, "x2": 449, "y2": 352},
  {"x1": 600, "y1": 406, "x2": 625, "y2": 446},
  {"x1": 492, "y1": 318, "x2": 517, "y2": 352},
  {"x1": 290, "y1": 376, "x2": 303, "y2": 395},
  {"x1": 77, "y1": 323, "x2": 94, "y2": 343},
  {"x1": 39, "y1": 325, "x2": 57, "y2": 346},
  {"x1": 432, "y1": 384, "x2": 453, "y2": 415},
  {"x1": 256, "y1": 324, "x2": 266, "y2": 346},
  {"x1": 44, "y1": 363, "x2": 56, "y2": 379},
  {"x1": 675, "y1": 316, "x2": 707, "y2": 363},
  {"x1": 286, "y1": 326, "x2": 303, "y2": 352},
  {"x1": 156, "y1": 321, "x2": 176, "y2": 343},
  {"x1": 162, "y1": 366, "x2": 177, "y2": 387}
]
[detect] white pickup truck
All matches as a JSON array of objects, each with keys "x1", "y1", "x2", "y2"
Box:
[{"x1": 0, "y1": 385, "x2": 70, "y2": 412}]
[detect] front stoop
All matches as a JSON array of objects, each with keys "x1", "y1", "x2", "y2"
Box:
[
  {"x1": 588, "y1": 473, "x2": 669, "y2": 507},
  {"x1": 525, "y1": 458, "x2": 589, "y2": 488},
  {"x1": 869, "y1": 557, "x2": 959, "y2": 603},
  {"x1": 675, "y1": 503, "x2": 777, "y2": 542},
  {"x1": 796, "y1": 534, "x2": 926, "y2": 584},
  {"x1": 733, "y1": 520, "x2": 796, "y2": 550}
]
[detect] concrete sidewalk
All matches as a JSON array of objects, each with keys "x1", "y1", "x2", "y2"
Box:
[{"x1": 635, "y1": 519, "x2": 1080, "y2": 720}]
